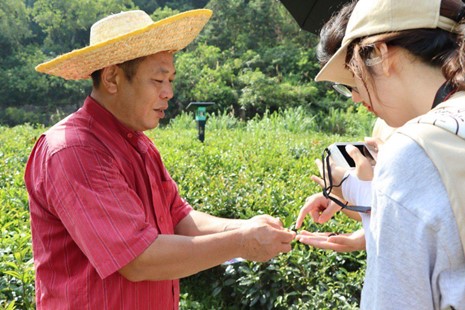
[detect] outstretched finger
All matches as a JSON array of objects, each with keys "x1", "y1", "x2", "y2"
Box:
[
  {"x1": 296, "y1": 194, "x2": 327, "y2": 228},
  {"x1": 296, "y1": 231, "x2": 346, "y2": 252},
  {"x1": 297, "y1": 231, "x2": 357, "y2": 252},
  {"x1": 315, "y1": 158, "x2": 324, "y2": 177},
  {"x1": 316, "y1": 200, "x2": 341, "y2": 223},
  {"x1": 296, "y1": 203, "x2": 312, "y2": 229},
  {"x1": 310, "y1": 175, "x2": 325, "y2": 188}
]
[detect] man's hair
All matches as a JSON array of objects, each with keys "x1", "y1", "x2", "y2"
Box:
[{"x1": 91, "y1": 56, "x2": 147, "y2": 88}]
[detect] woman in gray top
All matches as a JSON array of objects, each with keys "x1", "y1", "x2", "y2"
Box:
[{"x1": 296, "y1": 0, "x2": 465, "y2": 308}]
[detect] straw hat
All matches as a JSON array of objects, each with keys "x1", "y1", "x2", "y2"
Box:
[
  {"x1": 315, "y1": 0, "x2": 458, "y2": 87},
  {"x1": 35, "y1": 9, "x2": 212, "y2": 80}
]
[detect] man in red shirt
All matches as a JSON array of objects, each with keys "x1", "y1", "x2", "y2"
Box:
[{"x1": 25, "y1": 9, "x2": 295, "y2": 309}]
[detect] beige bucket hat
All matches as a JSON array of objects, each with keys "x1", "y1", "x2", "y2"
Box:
[
  {"x1": 315, "y1": 0, "x2": 458, "y2": 87},
  {"x1": 35, "y1": 9, "x2": 212, "y2": 80}
]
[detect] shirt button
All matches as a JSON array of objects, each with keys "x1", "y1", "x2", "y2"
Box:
[
  {"x1": 159, "y1": 216, "x2": 164, "y2": 223},
  {"x1": 127, "y1": 133, "x2": 133, "y2": 138}
]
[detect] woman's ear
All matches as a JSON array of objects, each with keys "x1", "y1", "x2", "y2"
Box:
[
  {"x1": 100, "y1": 65, "x2": 119, "y2": 94},
  {"x1": 378, "y1": 43, "x2": 391, "y2": 77}
]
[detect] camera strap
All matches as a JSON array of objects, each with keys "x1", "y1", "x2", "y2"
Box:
[
  {"x1": 322, "y1": 148, "x2": 371, "y2": 214},
  {"x1": 432, "y1": 81, "x2": 456, "y2": 108}
]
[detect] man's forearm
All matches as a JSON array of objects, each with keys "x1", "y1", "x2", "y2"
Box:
[
  {"x1": 175, "y1": 210, "x2": 245, "y2": 236},
  {"x1": 119, "y1": 231, "x2": 243, "y2": 281}
]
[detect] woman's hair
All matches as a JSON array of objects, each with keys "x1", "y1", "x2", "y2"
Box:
[
  {"x1": 316, "y1": 1, "x2": 357, "y2": 67},
  {"x1": 346, "y1": 0, "x2": 465, "y2": 90}
]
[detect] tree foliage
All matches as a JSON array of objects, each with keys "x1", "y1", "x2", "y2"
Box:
[
  {"x1": 31, "y1": 0, "x2": 135, "y2": 54},
  {"x1": 0, "y1": 0, "x2": 348, "y2": 126},
  {"x1": 0, "y1": 0, "x2": 32, "y2": 57}
]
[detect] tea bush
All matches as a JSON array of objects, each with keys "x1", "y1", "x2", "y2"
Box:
[
  {"x1": 0, "y1": 108, "x2": 373, "y2": 309},
  {"x1": 0, "y1": 125, "x2": 42, "y2": 310}
]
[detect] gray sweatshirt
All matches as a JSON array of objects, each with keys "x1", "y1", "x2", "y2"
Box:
[{"x1": 361, "y1": 133, "x2": 465, "y2": 309}]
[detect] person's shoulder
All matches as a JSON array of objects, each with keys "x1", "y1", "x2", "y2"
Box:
[
  {"x1": 375, "y1": 132, "x2": 445, "y2": 200},
  {"x1": 377, "y1": 132, "x2": 426, "y2": 174},
  {"x1": 375, "y1": 132, "x2": 450, "y2": 225},
  {"x1": 42, "y1": 109, "x2": 102, "y2": 155}
]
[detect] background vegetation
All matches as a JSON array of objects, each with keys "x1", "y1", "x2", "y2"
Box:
[
  {"x1": 1, "y1": 109, "x2": 375, "y2": 309},
  {"x1": 0, "y1": 0, "x2": 349, "y2": 126},
  {"x1": 0, "y1": 0, "x2": 376, "y2": 309}
]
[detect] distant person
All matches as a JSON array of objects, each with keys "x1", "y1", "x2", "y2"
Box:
[
  {"x1": 296, "y1": 0, "x2": 465, "y2": 308},
  {"x1": 25, "y1": 9, "x2": 295, "y2": 309}
]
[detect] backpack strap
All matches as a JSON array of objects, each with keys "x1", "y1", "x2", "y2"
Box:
[
  {"x1": 397, "y1": 91, "x2": 465, "y2": 254},
  {"x1": 398, "y1": 123, "x2": 465, "y2": 253}
]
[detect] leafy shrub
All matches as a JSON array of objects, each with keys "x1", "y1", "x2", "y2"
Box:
[
  {"x1": 0, "y1": 125, "x2": 42, "y2": 309},
  {"x1": 156, "y1": 112, "x2": 368, "y2": 309},
  {"x1": 0, "y1": 109, "x2": 370, "y2": 309},
  {"x1": 0, "y1": 107, "x2": 44, "y2": 127},
  {"x1": 314, "y1": 105, "x2": 376, "y2": 137}
]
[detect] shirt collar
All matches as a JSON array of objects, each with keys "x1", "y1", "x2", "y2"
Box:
[{"x1": 82, "y1": 96, "x2": 147, "y2": 152}]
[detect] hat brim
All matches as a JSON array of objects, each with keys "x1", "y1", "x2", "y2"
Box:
[
  {"x1": 35, "y1": 9, "x2": 212, "y2": 80},
  {"x1": 314, "y1": 39, "x2": 355, "y2": 87}
]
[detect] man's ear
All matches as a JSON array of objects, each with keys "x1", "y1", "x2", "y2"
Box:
[{"x1": 100, "y1": 65, "x2": 119, "y2": 94}]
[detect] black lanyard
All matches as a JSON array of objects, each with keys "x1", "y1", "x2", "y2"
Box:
[{"x1": 432, "y1": 82, "x2": 456, "y2": 109}]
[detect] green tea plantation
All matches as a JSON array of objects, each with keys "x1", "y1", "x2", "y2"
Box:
[{"x1": 0, "y1": 108, "x2": 374, "y2": 309}]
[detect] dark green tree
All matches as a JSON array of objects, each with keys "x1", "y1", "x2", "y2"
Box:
[
  {"x1": 0, "y1": 0, "x2": 349, "y2": 126},
  {"x1": 0, "y1": 0, "x2": 32, "y2": 57},
  {"x1": 32, "y1": 0, "x2": 135, "y2": 54}
]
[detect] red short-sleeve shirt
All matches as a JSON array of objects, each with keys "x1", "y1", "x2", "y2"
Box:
[{"x1": 24, "y1": 96, "x2": 192, "y2": 309}]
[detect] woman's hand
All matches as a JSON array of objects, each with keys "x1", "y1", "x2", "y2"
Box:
[
  {"x1": 345, "y1": 144, "x2": 374, "y2": 181},
  {"x1": 295, "y1": 193, "x2": 341, "y2": 227},
  {"x1": 312, "y1": 157, "x2": 347, "y2": 199},
  {"x1": 296, "y1": 228, "x2": 366, "y2": 252}
]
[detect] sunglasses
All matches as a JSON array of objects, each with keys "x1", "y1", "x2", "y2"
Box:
[
  {"x1": 332, "y1": 83, "x2": 357, "y2": 98},
  {"x1": 321, "y1": 148, "x2": 371, "y2": 213}
]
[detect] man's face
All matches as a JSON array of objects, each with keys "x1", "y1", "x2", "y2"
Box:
[{"x1": 114, "y1": 51, "x2": 175, "y2": 131}]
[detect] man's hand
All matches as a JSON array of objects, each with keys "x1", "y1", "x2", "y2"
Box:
[
  {"x1": 246, "y1": 214, "x2": 284, "y2": 229},
  {"x1": 239, "y1": 222, "x2": 295, "y2": 262}
]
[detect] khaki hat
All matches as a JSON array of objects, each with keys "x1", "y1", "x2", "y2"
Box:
[
  {"x1": 315, "y1": 0, "x2": 458, "y2": 86},
  {"x1": 35, "y1": 9, "x2": 212, "y2": 80}
]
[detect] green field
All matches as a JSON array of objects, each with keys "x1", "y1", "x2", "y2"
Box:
[{"x1": 0, "y1": 109, "x2": 373, "y2": 309}]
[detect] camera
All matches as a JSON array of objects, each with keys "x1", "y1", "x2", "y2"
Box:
[{"x1": 327, "y1": 142, "x2": 377, "y2": 169}]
